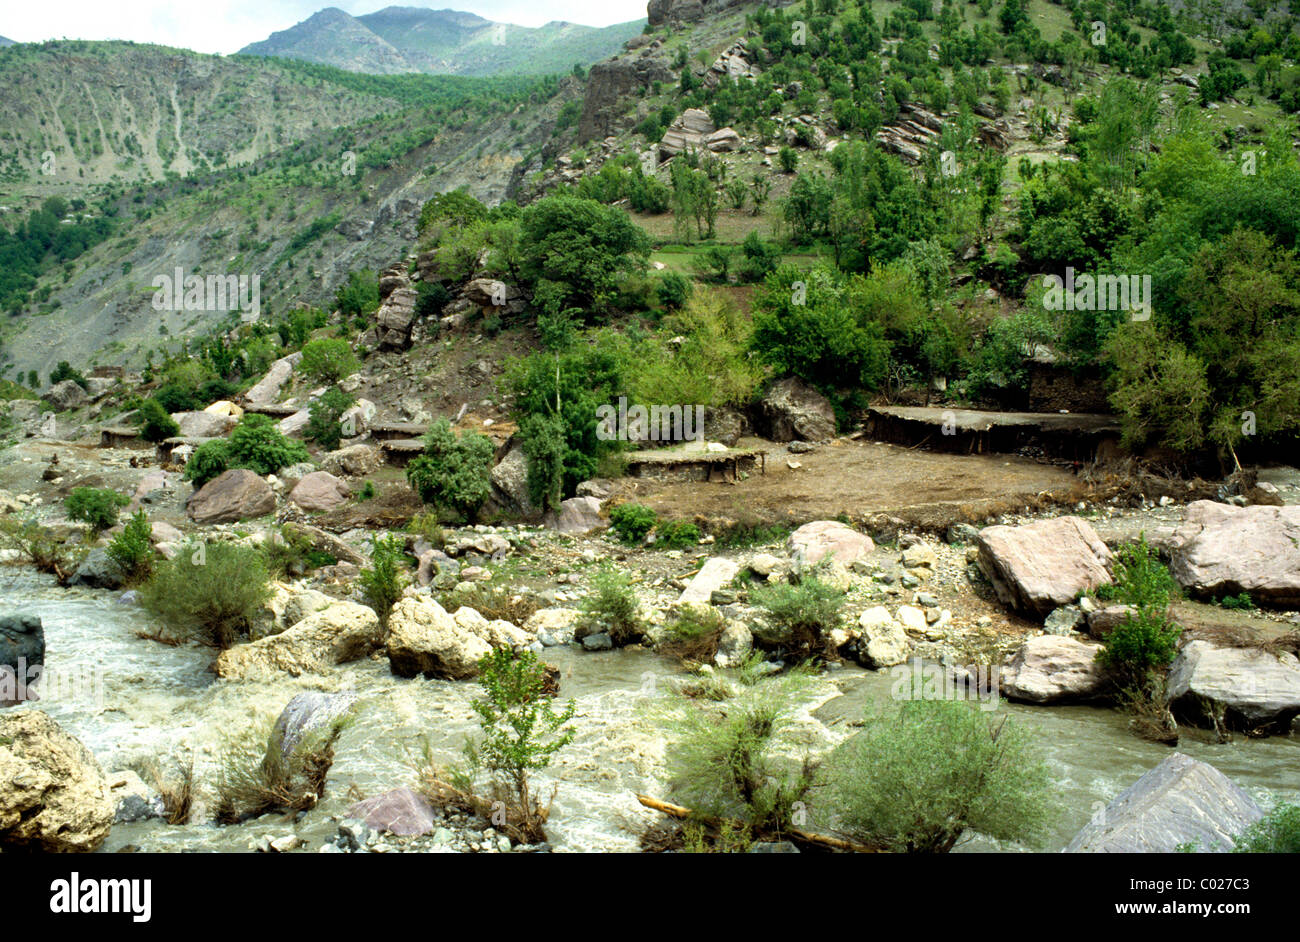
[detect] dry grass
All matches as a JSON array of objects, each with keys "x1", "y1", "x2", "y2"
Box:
[{"x1": 144, "y1": 752, "x2": 195, "y2": 825}]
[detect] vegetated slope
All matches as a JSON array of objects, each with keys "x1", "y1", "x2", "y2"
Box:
[
  {"x1": 0, "y1": 51, "x2": 578, "y2": 380},
  {"x1": 0, "y1": 41, "x2": 393, "y2": 195},
  {"x1": 239, "y1": 5, "x2": 646, "y2": 77}
]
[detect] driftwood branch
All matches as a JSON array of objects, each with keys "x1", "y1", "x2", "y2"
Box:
[{"x1": 635, "y1": 794, "x2": 881, "y2": 853}]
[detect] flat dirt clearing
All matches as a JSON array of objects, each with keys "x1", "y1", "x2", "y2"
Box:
[{"x1": 612, "y1": 437, "x2": 1086, "y2": 529}]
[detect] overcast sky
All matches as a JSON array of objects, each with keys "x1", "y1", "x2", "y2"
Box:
[{"x1": 3, "y1": 0, "x2": 648, "y2": 54}]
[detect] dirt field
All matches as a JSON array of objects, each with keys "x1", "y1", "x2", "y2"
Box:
[{"x1": 609, "y1": 436, "x2": 1087, "y2": 531}]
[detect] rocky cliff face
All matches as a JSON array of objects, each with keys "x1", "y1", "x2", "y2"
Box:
[
  {"x1": 647, "y1": 0, "x2": 752, "y2": 27},
  {"x1": 577, "y1": 47, "x2": 674, "y2": 142}
]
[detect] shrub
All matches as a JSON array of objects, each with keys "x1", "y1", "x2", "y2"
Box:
[
  {"x1": 405, "y1": 419, "x2": 495, "y2": 523},
  {"x1": 137, "y1": 397, "x2": 180, "y2": 443},
  {"x1": 415, "y1": 280, "x2": 451, "y2": 319},
  {"x1": 214, "y1": 711, "x2": 351, "y2": 824},
  {"x1": 334, "y1": 271, "x2": 380, "y2": 318},
  {"x1": 227, "y1": 414, "x2": 310, "y2": 476},
  {"x1": 358, "y1": 534, "x2": 407, "y2": 627},
  {"x1": 305, "y1": 387, "x2": 355, "y2": 451},
  {"x1": 609, "y1": 503, "x2": 657, "y2": 543},
  {"x1": 1098, "y1": 609, "x2": 1183, "y2": 678},
  {"x1": 106, "y1": 510, "x2": 155, "y2": 586},
  {"x1": 1095, "y1": 537, "x2": 1182, "y2": 682},
  {"x1": 138, "y1": 542, "x2": 271, "y2": 648},
  {"x1": 750, "y1": 574, "x2": 846, "y2": 657},
  {"x1": 1233, "y1": 803, "x2": 1300, "y2": 853},
  {"x1": 0, "y1": 516, "x2": 85, "y2": 583},
  {"x1": 64, "y1": 487, "x2": 130, "y2": 535},
  {"x1": 1217, "y1": 592, "x2": 1257, "y2": 610},
  {"x1": 298, "y1": 338, "x2": 359, "y2": 385},
  {"x1": 659, "y1": 605, "x2": 726, "y2": 663},
  {"x1": 778, "y1": 146, "x2": 798, "y2": 173},
  {"x1": 654, "y1": 518, "x2": 700, "y2": 549},
  {"x1": 261, "y1": 524, "x2": 318, "y2": 579},
  {"x1": 578, "y1": 567, "x2": 642, "y2": 645},
  {"x1": 152, "y1": 382, "x2": 200, "y2": 413},
  {"x1": 823, "y1": 697, "x2": 1054, "y2": 852},
  {"x1": 661, "y1": 669, "x2": 817, "y2": 838},
  {"x1": 1096, "y1": 536, "x2": 1181, "y2": 609},
  {"x1": 183, "y1": 439, "x2": 232, "y2": 487},
  {"x1": 656, "y1": 271, "x2": 693, "y2": 310},
  {"x1": 418, "y1": 648, "x2": 575, "y2": 843}
]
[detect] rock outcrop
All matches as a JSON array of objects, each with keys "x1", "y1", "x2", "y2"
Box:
[
  {"x1": 0, "y1": 710, "x2": 113, "y2": 852},
  {"x1": 375, "y1": 286, "x2": 418, "y2": 351},
  {"x1": 578, "y1": 54, "x2": 674, "y2": 142},
  {"x1": 1065, "y1": 753, "x2": 1262, "y2": 853},
  {"x1": 977, "y1": 517, "x2": 1112, "y2": 617},
  {"x1": 658, "y1": 107, "x2": 716, "y2": 159}
]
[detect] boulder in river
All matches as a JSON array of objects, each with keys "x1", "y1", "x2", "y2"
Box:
[
  {"x1": 267, "y1": 691, "x2": 358, "y2": 768},
  {"x1": 0, "y1": 614, "x2": 44, "y2": 705},
  {"x1": 187, "y1": 468, "x2": 276, "y2": 524},
  {"x1": 216, "y1": 601, "x2": 381, "y2": 679},
  {"x1": 999, "y1": 634, "x2": 1106, "y2": 703},
  {"x1": 1169, "y1": 500, "x2": 1300, "y2": 606},
  {"x1": 1064, "y1": 753, "x2": 1262, "y2": 853},
  {"x1": 0, "y1": 710, "x2": 113, "y2": 852},
  {"x1": 386, "y1": 597, "x2": 491, "y2": 680},
  {"x1": 67, "y1": 547, "x2": 124, "y2": 590},
  {"x1": 346, "y1": 787, "x2": 437, "y2": 837},
  {"x1": 1167, "y1": 639, "x2": 1300, "y2": 731},
  {"x1": 977, "y1": 516, "x2": 1112, "y2": 617}
]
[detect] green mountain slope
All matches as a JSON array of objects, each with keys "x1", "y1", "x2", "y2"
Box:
[{"x1": 239, "y1": 5, "x2": 646, "y2": 77}]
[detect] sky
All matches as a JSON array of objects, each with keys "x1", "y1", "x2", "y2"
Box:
[{"x1": 2, "y1": 0, "x2": 648, "y2": 54}]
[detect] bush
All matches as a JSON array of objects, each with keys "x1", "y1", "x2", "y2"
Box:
[
  {"x1": 750, "y1": 574, "x2": 846, "y2": 657},
  {"x1": 823, "y1": 697, "x2": 1054, "y2": 852},
  {"x1": 661, "y1": 669, "x2": 818, "y2": 838},
  {"x1": 305, "y1": 387, "x2": 355, "y2": 451},
  {"x1": 654, "y1": 518, "x2": 700, "y2": 549},
  {"x1": 419, "y1": 648, "x2": 575, "y2": 843},
  {"x1": 64, "y1": 487, "x2": 130, "y2": 535},
  {"x1": 0, "y1": 515, "x2": 85, "y2": 583},
  {"x1": 405, "y1": 419, "x2": 495, "y2": 523},
  {"x1": 1233, "y1": 803, "x2": 1300, "y2": 853},
  {"x1": 183, "y1": 439, "x2": 232, "y2": 487},
  {"x1": 578, "y1": 567, "x2": 642, "y2": 645},
  {"x1": 778, "y1": 146, "x2": 798, "y2": 173},
  {"x1": 138, "y1": 542, "x2": 271, "y2": 648},
  {"x1": 656, "y1": 271, "x2": 693, "y2": 311},
  {"x1": 609, "y1": 503, "x2": 657, "y2": 543},
  {"x1": 334, "y1": 271, "x2": 380, "y2": 318},
  {"x1": 1098, "y1": 610, "x2": 1183, "y2": 678},
  {"x1": 214, "y1": 711, "x2": 350, "y2": 824},
  {"x1": 106, "y1": 510, "x2": 155, "y2": 586},
  {"x1": 1096, "y1": 537, "x2": 1180, "y2": 610},
  {"x1": 137, "y1": 398, "x2": 180, "y2": 443},
  {"x1": 659, "y1": 605, "x2": 726, "y2": 663},
  {"x1": 358, "y1": 534, "x2": 407, "y2": 627},
  {"x1": 298, "y1": 338, "x2": 359, "y2": 385},
  {"x1": 226, "y1": 414, "x2": 310, "y2": 476}
]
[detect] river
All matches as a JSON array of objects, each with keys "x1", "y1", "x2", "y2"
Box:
[{"x1": 4, "y1": 568, "x2": 1297, "y2": 853}]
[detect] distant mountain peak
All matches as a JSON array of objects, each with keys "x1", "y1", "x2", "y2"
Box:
[{"x1": 239, "y1": 6, "x2": 644, "y2": 78}]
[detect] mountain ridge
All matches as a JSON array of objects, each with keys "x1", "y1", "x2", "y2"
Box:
[{"x1": 239, "y1": 5, "x2": 645, "y2": 77}]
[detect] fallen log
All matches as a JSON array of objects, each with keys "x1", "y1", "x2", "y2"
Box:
[{"x1": 635, "y1": 793, "x2": 881, "y2": 853}]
